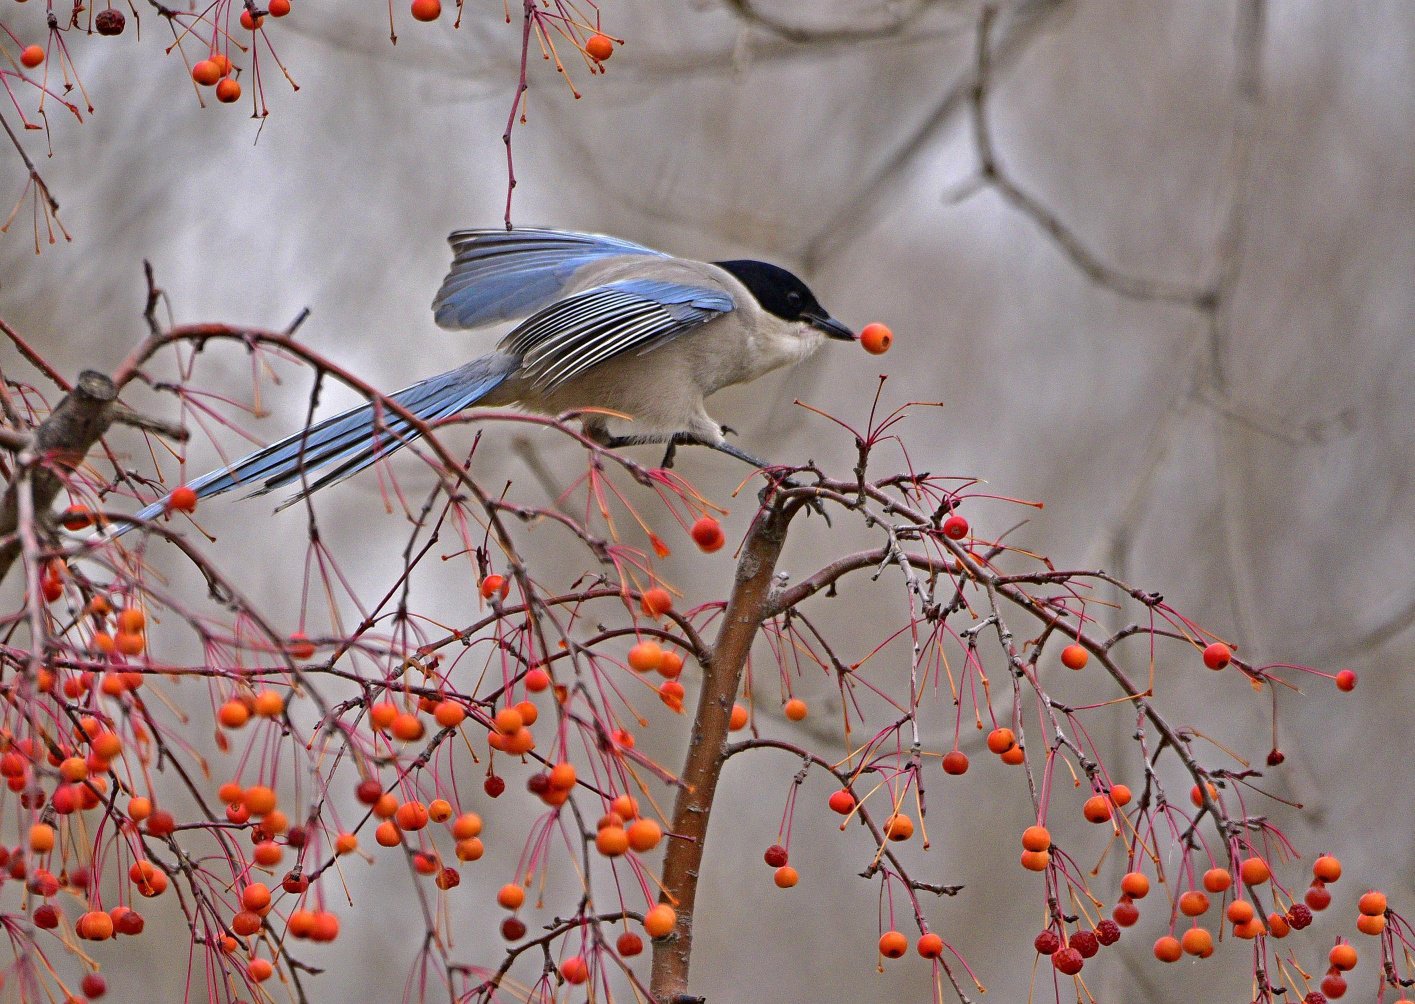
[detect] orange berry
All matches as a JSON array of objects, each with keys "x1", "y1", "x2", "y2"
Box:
[
  {"x1": 1202, "y1": 642, "x2": 1231, "y2": 669},
  {"x1": 548, "y1": 761, "x2": 577, "y2": 791},
  {"x1": 1266, "y1": 912, "x2": 1290, "y2": 938},
  {"x1": 496, "y1": 883, "x2": 525, "y2": 910},
  {"x1": 1312, "y1": 854, "x2": 1342, "y2": 883},
  {"x1": 1108, "y1": 784, "x2": 1132, "y2": 807},
  {"x1": 395, "y1": 801, "x2": 429, "y2": 831},
  {"x1": 1329, "y1": 943, "x2": 1357, "y2": 971},
  {"x1": 77, "y1": 910, "x2": 115, "y2": 940},
  {"x1": 643, "y1": 903, "x2": 675, "y2": 938},
  {"x1": 1226, "y1": 900, "x2": 1255, "y2": 924},
  {"x1": 690, "y1": 516, "x2": 725, "y2": 552},
  {"x1": 253, "y1": 840, "x2": 282, "y2": 866},
  {"x1": 1202, "y1": 868, "x2": 1232, "y2": 893},
  {"x1": 59, "y1": 756, "x2": 88, "y2": 782},
  {"x1": 1233, "y1": 916, "x2": 1264, "y2": 939},
  {"x1": 627, "y1": 641, "x2": 664, "y2": 673},
  {"x1": 239, "y1": 9, "x2": 263, "y2": 30},
  {"x1": 248, "y1": 958, "x2": 273, "y2": 982},
  {"x1": 878, "y1": 930, "x2": 908, "y2": 959},
  {"x1": 883, "y1": 814, "x2": 914, "y2": 842},
  {"x1": 1180, "y1": 927, "x2": 1213, "y2": 957},
  {"x1": 584, "y1": 33, "x2": 613, "y2": 61},
  {"x1": 942, "y1": 750, "x2": 969, "y2": 774},
  {"x1": 783, "y1": 698, "x2": 808, "y2": 721},
  {"x1": 656, "y1": 650, "x2": 684, "y2": 679},
  {"x1": 917, "y1": 932, "x2": 945, "y2": 958},
  {"x1": 1153, "y1": 935, "x2": 1182, "y2": 963},
  {"x1": 493, "y1": 706, "x2": 523, "y2": 734},
  {"x1": 1356, "y1": 913, "x2": 1386, "y2": 936},
  {"x1": 287, "y1": 633, "x2": 316, "y2": 660},
  {"x1": 451, "y1": 812, "x2": 483, "y2": 839},
  {"x1": 454, "y1": 837, "x2": 483, "y2": 861},
  {"x1": 1060, "y1": 643, "x2": 1088, "y2": 669},
  {"x1": 427, "y1": 798, "x2": 452, "y2": 823},
  {"x1": 253, "y1": 690, "x2": 284, "y2": 717},
  {"x1": 524, "y1": 667, "x2": 551, "y2": 692},
  {"x1": 1358, "y1": 890, "x2": 1387, "y2": 916},
  {"x1": 627, "y1": 818, "x2": 662, "y2": 852},
  {"x1": 167, "y1": 485, "x2": 198, "y2": 512},
  {"x1": 20, "y1": 45, "x2": 44, "y2": 69},
  {"x1": 218, "y1": 782, "x2": 244, "y2": 804},
  {"x1": 243, "y1": 785, "x2": 277, "y2": 816},
  {"x1": 514, "y1": 700, "x2": 538, "y2": 726},
  {"x1": 374, "y1": 820, "x2": 401, "y2": 847},
  {"x1": 1020, "y1": 849, "x2": 1050, "y2": 871},
  {"x1": 1190, "y1": 782, "x2": 1219, "y2": 808},
  {"x1": 210, "y1": 53, "x2": 232, "y2": 76},
  {"x1": 986, "y1": 728, "x2": 1016, "y2": 754},
  {"x1": 218, "y1": 700, "x2": 251, "y2": 729},
  {"x1": 506, "y1": 726, "x2": 536, "y2": 754},
  {"x1": 117, "y1": 608, "x2": 146, "y2": 633},
  {"x1": 192, "y1": 59, "x2": 221, "y2": 86},
  {"x1": 433, "y1": 700, "x2": 465, "y2": 728},
  {"x1": 115, "y1": 631, "x2": 145, "y2": 656},
  {"x1": 999, "y1": 744, "x2": 1026, "y2": 765},
  {"x1": 29, "y1": 822, "x2": 55, "y2": 853},
  {"x1": 1179, "y1": 890, "x2": 1210, "y2": 916},
  {"x1": 595, "y1": 825, "x2": 629, "y2": 857},
  {"x1": 391, "y1": 712, "x2": 425, "y2": 741},
  {"x1": 1021, "y1": 825, "x2": 1051, "y2": 852},
  {"x1": 1335, "y1": 668, "x2": 1357, "y2": 691},
  {"x1": 269, "y1": 0, "x2": 291, "y2": 14},
  {"x1": 728, "y1": 703, "x2": 749, "y2": 730},
  {"x1": 410, "y1": 0, "x2": 441, "y2": 21},
  {"x1": 288, "y1": 908, "x2": 316, "y2": 938},
  {"x1": 215, "y1": 78, "x2": 241, "y2": 103},
  {"x1": 560, "y1": 956, "x2": 589, "y2": 984},
  {"x1": 610, "y1": 795, "x2": 639, "y2": 820},
  {"x1": 1238, "y1": 857, "x2": 1270, "y2": 885},
  {"x1": 334, "y1": 832, "x2": 358, "y2": 855},
  {"x1": 1082, "y1": 795, "x2": 1113, "y2": 824},
  {"x1": 773, "y1": 864, "x2": 798, "y2": 888},
  {"x1": 241, "y1": 882, "x2": 271, "y2": 912},
  {"x1": 859, "y1": 322, "x2": 893, "y2": 355},
  {"x1": 640, "y1": 587, "x2": 672, "y2": 617},
  {"x1": 1120, "y1": 872, "x2": 1150, "y2": 899},
  {"x1": 479, "y1": 574, "x2": 508, "y2": 599},
  {"x1": 127, "y1": 796, "x2": 153, "y2": 821},
  {"x1": 372, "y1": 793, "x2": 398, "y2": 819}
]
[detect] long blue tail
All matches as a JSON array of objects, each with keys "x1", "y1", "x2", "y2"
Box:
[{"x1": 123, "y1": 353, "x2": 517, "y2": 530}]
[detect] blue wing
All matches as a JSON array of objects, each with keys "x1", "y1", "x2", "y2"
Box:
[
  {"x1": 499, "y1": 278, "x2": 735, "y2": 391},
  {"x1": 432, "y1": 228, "x2": 666, "y2": 330},
  {"x1": 122, "y1": 355, "x2": 516, "y2": 530}
]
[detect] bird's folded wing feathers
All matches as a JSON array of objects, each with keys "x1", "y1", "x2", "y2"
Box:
[
  {"x1": 433, "y1": 228, "x2": 666, "y2": 330},
  {"x1": 499, "y1": 278, "x2": 735, "y2": 392}
]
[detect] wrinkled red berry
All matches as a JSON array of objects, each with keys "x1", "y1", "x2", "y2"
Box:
[
  {"x1": 1303, "y1": 993, "x2": 1328, "y2": 1004},
  {"x1": 1287, "y1": 903, "x2": 1313, "y2": 929},
  {"x1": 1033, "y1": 929, "x2": 1061, "y2": 954},
  {"x1": 763, "y1": 844, "x2": 788, "y2": 868},
  {"x1": 1094, "y1": 919, "x2": 1121, "y2": 946},
  {"x1": 483, "y1": 775, "x2": 505, "y2": 798},
  {"x1": 1267, "y1": 748, "x2": 1286, "y2": 766},
  {"x1": 1051, "y1": 946, "x2": 1084, "y2": 975},
  {"x1": 1069, "y1": 929, "x2": 1100, "y2": 958},
  {"x1": 500, "y1": 916, "x2": 526, "y2": 940}
]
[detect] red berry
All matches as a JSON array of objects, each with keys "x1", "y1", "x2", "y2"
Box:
[
  {"x1": 827, "y1": 790, "x2": 854, "y2": 815},
  {"x1": 690, "y1": 515, "x2": 725, "y2": 552},
  {"x1": 81, "y1": 972, "x2": 107, "y2": 998},
  {"x1": 20, "y1": 45, "x2": 44, "y2": 69},
  {"x1": 942, "y1": 750, "x2": 969, "y2": 775},
  {"x1": 1305, "y1": 882, "x2": 1332, "y2": 911},
  {"x1": 239, "y1": 9, "x2": 264, "y2": 30},
  {"x1": 1069, "y1": 929, "x2": 1099, "y2": 959},
  {"x1": 1060, "y1": 643, "x2": 1088, "y2": 670},
  {"x1": 215, "y1": 78, "x2": 241, "y2": 103},
  {"x1": 916, "y1": 932, "x2": 944, "y2": 958},
  {"x1": 763, "y1": 844, "x2": 788, "y2": 868},
  {"x1": 410, "y1": 0, "x2": 442, "y2": 22},
  {"x1": 167, "y1": 486, "x2": 198, "y2": 512},
  {"x1": 95, "y1": 10, "x2": 126, "y2": 34},
  {"x1": 1286, "y1": 903, "x2": 1313, "y2": 929},
  {"x1": 269, "y1": 0, "x2": 292, "y2": 14},
  {"x1": 1202, "y1": 642, "x2": 1231, "y2": 669},
  {"x1": 1334, "y1": 669, "x2": 1357, "y2": 691},
  {"x1": 617, "y1": 931, "x2": 643, "y2": 956},
  {"x1": 483, "y1": 774, "x2": 505, "y2": 798},
  {"x1": 1112, "y1": 898, "x2": 1140, "y2": 927},
  {"x1": 1051, "y1": 946, "x2": 1084, "y2": 975},
  {"x1": 500, "y1": 916, "x2": 525, "y2": 940},
  {"x1": 1033, "y1": 929, "x2": 1061, "y2": 954},
  {"x1": 1320, "y1": 974, "x2": 1346, "y2": 999},
  {"x1": 942, "y1": 514, "x2": 969, "y2": 540},
  {"x1": 1094, "y1": 919, "x2": 1121, "y2": 946}
]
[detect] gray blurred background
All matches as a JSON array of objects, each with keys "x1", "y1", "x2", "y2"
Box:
[{"x1": 1, "y1": 1, "x2": 1411, "y2": 1001}]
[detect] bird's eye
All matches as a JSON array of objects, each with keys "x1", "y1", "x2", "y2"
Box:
[{"x1": 786, "y1": 291, "x2": 803, "y2": 309}]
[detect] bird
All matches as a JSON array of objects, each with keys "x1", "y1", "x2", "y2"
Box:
[{"x1": 125, "y1": 227, "x2": 856, "y2": 525}]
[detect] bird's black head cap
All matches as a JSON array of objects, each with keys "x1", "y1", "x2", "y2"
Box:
[{"x1": 714, "y1": 259, "x2": 855, "y2": 340}]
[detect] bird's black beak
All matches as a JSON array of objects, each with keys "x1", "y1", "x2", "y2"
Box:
[{"x1": 805, "y1": 312, "x2": 856, "y2": 341}]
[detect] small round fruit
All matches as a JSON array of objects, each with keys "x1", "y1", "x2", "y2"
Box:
[
  {"x1": 1238, "y1": 857, "x2": 1270, "y2": 885},
  {"x1": 1109, "y1": 784, "x2": 1132, "y2": 806},
  {"x1": 986, "y1": 728, "x2": 1016, "y2": 754},
  {"x1": 1034, "y1": 930, "x2": 1061, "y2": 954},
  {"x1": 1020, "y1": 849, "x2": 1050, "y2": 871},
  {"x1": 1226, "y1": 900, "x2": 1255, "y2": 925},
  {"x1": 239, "y1": 9, "x2": 263, "y2": 29},
  {"x1": 496, "y1": 884, "x2": 524, "y2": 910},
  {"x1": 20, "y1": 45, "x2": 44, "y2": 69},
  {"x1": 595, "y1": 825, "x2": 629, "y2": 857},
  {"x1": 627, "y1": 641, "x2": 664, "y2": 673},
  {"x1": 1180, "y1": 927, "x2": 1214, "y2": 957},
  {"x1": 1112, "y1": 898, "x2": 1140, "y2": 926},
  {"x1": 1357, "y1": 890, "x2": 1387, "y2": 916},
  {"x1": 883, "y1": 814, "x2": 914, "y2": 841},
  {"x1": 168, "y1": 485, "x2": 198, "y2": 511},
  {"x1": 828, "y1": 790, "x2": 855, "y2": 815},
  {"x1": 1021, "y1": 825, "x2": 1051, "y2": 852},
  {"x1": 1356, "y1": 913, "x2": 1386, "y2": 935},
  {"x1": 916, "y1": 932, "x2": 944, "y2": 958},
  {"x1": 1305, "y1": 883, "x2": 1332, "y2": 910},
  {"x1": 1202, "y1": 867, "x2": 1232, "y2": 893},
  {"x1": 1082, "y1": 795, "x2": 1112, "y2": 824},
  {"x1": 215, "y1": 78, "x2": 241, "y2": 103},
  {"x1": 1328, "y1": 943, "x2": 1357, "y2": 971},
  {"x1": 585, "y1": 33, "x2": 613, "y2": 61},
  {"x1": 1120, "y1": 871, "x2": 1150, "y2": 899},
  {"x1": 773, "y1": 864, "x2": 798, "y2": 888},
  {"x1": 479, "y1": 574, "x2": 508, "y2": 599},
  {"x1": 1061, "y1": 643, "x2": 1088, "y2": 669},
  {"x1": 524, "y1": 667, "x2": 550, "y2": 691},
  {"x1": 728, "y1": 704, "x2": 749, "y2": 731},
  {"x1": 878, "y1": 930, "x2": 908, "y2": 959},
  {"x1": 1000, "y1": 744, "x2": 1026, "y2": 765},
  {"x1": 942, "y1": 750, "x2": 969, "y2": 775},
  {"x1": 690, "y1": 516, "x2": 725, "y2": 552},
  {"x1": 1334, "y1": 668, "x2": 1357, "y2": 691},
  {"x1": 643, "y1": 903, "x2": 675, "y2": 938},
  {"x1": 1178, "y1": 890, "x2": 1210, "y2": 916},
  {"x1": 1153, "y1": 935, "x2": 1182, "y2": 963},
  {"x1": 560, "y1": 956, "x2": 589, "y2": 984},
  {"x1": 617, "y1": 931, "x2": 643, "y2": 956},
  {"x1": 640, "y1": 586, "x2": 672, "y2": 617},
  {"x1": 1202, "y1": 642, "x2": 1231, "y2": 670},
  {"x1": 269, "y1": 0, "x2": 291, "y2": 14},
  {"x1": 95, "y1": 10, "x2": 126, "y2": 34},
  {"x1": 1312, "y1": 854, "x2": 1342, "y2": 883},
  {"x1": 1052, "y1": 946, "x2": 1084, "y2": 975},
  {"x1": 942, "y1": 514, "x2": 969, "y2": 540},
  {"x1": 193, "y1": 59, "x2": 223, "y2": 85},
  {"x1": 627, "y1": 818, "x2": 662, "y2": 852},
  {"x1": 783, "y1": 698, "x2": 807, "y2": 721},
  {"x1": 859, "y1": 322, "x2": 893, "y2": 355}
]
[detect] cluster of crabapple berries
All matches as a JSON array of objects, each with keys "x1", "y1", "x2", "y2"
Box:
[
  {"x1": 1034, "y1": 919, "x2": 1123, "y2": 975},
  {"x1": 877, "y1": 927, "x2": 946, "y2": 961},
  {"x1": 626, "y1": 638, "x2": 687, "y2": 711}
]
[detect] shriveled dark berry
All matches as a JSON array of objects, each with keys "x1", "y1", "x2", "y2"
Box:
[
  {"x1": 1287, "y1": 903, "x2": 1313, "y2": 929},
  {"x1": 763, "y1": 844, "x2": 788, "y2": 868},
  {"x1": 1095, "y1": 919, "x2": 1121, "y2": 946},
  {"x1": 1033, "y1": 929, "x2": 1061, "y2": 954},
  {"x1": 483, "y1": 775, "x2": 505, "y2": 798},
  {"x1": 95, "y1": 10, "x2": 126, "y2": 35},
  {"x1": 1069, "y1": 929, "x2": 1100, "y2": 958},
  {"x1": 1302, "y1": 993, "x2": 1327, "y2": 1004},
  {"x1": 500, "y1": 916, "x2": 526, "y2": 940},
  {"x1": 1266, "y1": 748, "x2": 1286, "y2": 766}
]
